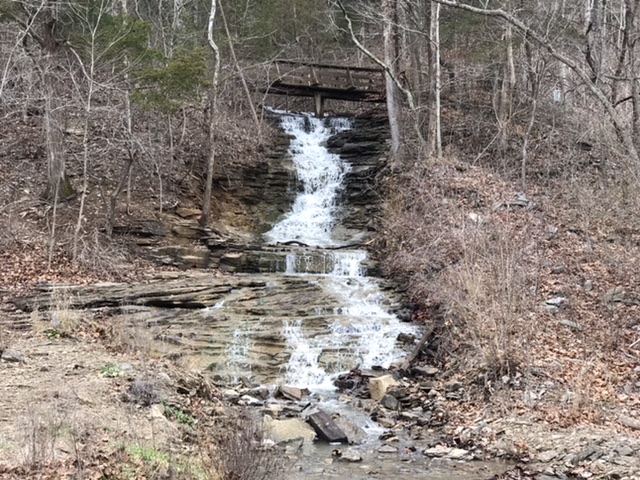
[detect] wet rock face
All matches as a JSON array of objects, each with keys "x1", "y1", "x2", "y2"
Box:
[
  {"x1": 326, "y1": 114, "x2": 390, "y2": 235},
  {"x1": 210, "y1": 113, "x2": 389, "y2": 244},
  {"x1": 212, "y1": 116, "x2": 297, "y2": 239}
]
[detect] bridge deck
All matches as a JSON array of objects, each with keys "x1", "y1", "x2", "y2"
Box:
[{"x1": 264, "y1": 60, "x2": 386, "y2": 115}]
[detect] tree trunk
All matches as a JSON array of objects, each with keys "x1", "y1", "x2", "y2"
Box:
[
  {"x1": 429, "y1": 1, "x2": 442, "y2": 159},
  {"x1": 382, "y1": 0, "x2": 403, "y2": 168},
  {"x1": 200, "y1": 0, "x2": 221, "y2": 227}
]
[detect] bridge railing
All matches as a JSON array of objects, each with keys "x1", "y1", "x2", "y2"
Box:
[{"x1": 270, "y1": 60, "x2": 385, "y2": 92}]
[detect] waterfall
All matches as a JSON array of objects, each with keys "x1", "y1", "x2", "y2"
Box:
[
  {"x1": 264, "y1": 113, "x2": 351, "y2": 247},
  {"x1": 265, "y1": 112, "x2": 413, "y2": 389}
]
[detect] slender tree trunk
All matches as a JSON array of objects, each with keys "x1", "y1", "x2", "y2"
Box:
[
  {"x1": 383, "y1": 0, "x2": 404, "y2": 167},
  {"x1": 429, "y1": 3, "x2": 442, "y2": 158},
  {"x1": 73, "y1": 58, "x2": 96, "y2": 262},
  {"x1": 200, "y1": 0, "x2": 221, "y2": 227},
  {"x1": 497, "y1": 25, "x2": 515, "y2": 153},
  {"x1": 219, "y1": 0, "x2": 260, "y2": 133}
]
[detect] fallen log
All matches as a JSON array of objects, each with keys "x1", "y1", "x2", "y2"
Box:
[{"x1": 399, "y1": 324, "x2": 435, "y2": 374}]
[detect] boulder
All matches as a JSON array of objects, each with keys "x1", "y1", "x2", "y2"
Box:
[
  {"x1": 307, "y1": 411, "x2": 348, "y2": 443},
  {"x1": 334, "y1": 416, "x2": 367, "y2": 445},
  {"x1": 263, "y1": 416, "x2": 316, "y2": 445},
  {"x1": 369, "y1": 375, "x2": 399, "y2": 402}
]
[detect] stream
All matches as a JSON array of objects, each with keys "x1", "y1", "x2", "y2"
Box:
[
  {"x1": 250, "y1": 111, "x2": 507, "y2": 479},
  {"x1": 15, "y1": 110, "x2": 510, "y2": 478}
]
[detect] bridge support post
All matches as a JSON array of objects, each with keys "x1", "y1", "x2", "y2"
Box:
[{"x1": 314, "y1": 92, "x2": 324, "y2": 117}]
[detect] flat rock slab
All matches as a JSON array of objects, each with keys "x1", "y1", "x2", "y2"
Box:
[
  {"x1": 308, "y1": 410, "x2": 348, "y2": 444},
  {"x1": 276, "y1": 385, "x2": 309, "y2": 401},
  {"x1": 264, "y1": 416, "x2": 316, "y2": 445}
]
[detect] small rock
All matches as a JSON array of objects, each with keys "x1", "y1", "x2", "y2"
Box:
[
  {"x1": 250, "y1": 386, "x2": 270, "y2": 400},
  {"x1": 617, "y1": 445, "x2": 634, "y2": 456},
  {"x1": 150, "y1": 404, "x2": 166, "y2": 419},
  {"x1": 424, "y1": 446, "x2": 451, "y2": 457},
  {"x1": 223, "y1": 390, "x2": 240, "y2": 402},
  {"x1": 157, "y1": 372, "x2": 172, "y2": 384},
  {"x1": 445, "y1": 380, "x2": 463, "y2": 392},
  {"x1": 386, "y1": 385, "x2": 408, "y2": 399},
  {"x1": 378, "y1": 445, "x2": 398, "y2": 454},
  {"x1": 1, "y1": 350, "x2": 24, "y2": 363},
  {"x1": 397, "y1": 332, "x2": 416, "y2": 344},
  {"x1": 276, "y1": 385, "x2": 308, "y2": 401},
  {"x1": 377, "y1": 416, "x2": 396, "y2": 428},
  {"x1": 559, "y1": 320, "x2": 582, "y2": 331},
  {"x1": 447, "y1": 448, "x2": 470, "y2": 459},
  {"x1": 546, "y1": 296, "x2": 568, "y2": 308},
  {"x1": 537, "y1": 450, "x2": 558, "y2": 462},
  {"x1": 583, "y1": 280, "x2": 593, "y2": 292},
  {"x1": 602, "y1": 286, "x2": 625, "y2": 305},
  {"x1": 239, "y1": 395, "x2": 262, "y2": 406},
  {"x1": 335, "y1": 448, "x2": 363, "y2": 462},
  {"x1": 413, "y1": 366, "x2": 439, "y2": 377},
  {"x1": 380, "y1": 394, "x2": 399, "y2": 411},
  {"x1": 263, "y1": 404, "x2": 283, "y2": 417},
  {"x1": 570, "y1": 445, "x2": 602, "y2": 465}
]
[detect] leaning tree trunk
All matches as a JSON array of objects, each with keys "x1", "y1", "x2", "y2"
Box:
[{"x1": 382, "y1": 0, "x2": 404, "y2": 168}]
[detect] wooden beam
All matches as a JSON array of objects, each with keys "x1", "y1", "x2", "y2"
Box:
[{"x1": 314, "y1": 92, "x2": 325, "y2": 117}]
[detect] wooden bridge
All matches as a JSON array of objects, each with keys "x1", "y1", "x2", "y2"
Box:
[{"x1": 264, "y1": 60, "x2": 385, "y2": 116}]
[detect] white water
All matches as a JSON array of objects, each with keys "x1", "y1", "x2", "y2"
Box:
[
  {"x1": 264, "y1": 113, "x2": 352, "y2": 247},
  {"x1": 264, "y1": 112, "x2": 413, "y2": 389}
]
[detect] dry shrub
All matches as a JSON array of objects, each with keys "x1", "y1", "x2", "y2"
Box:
[
  {"x1": 66, "y1": 229, "x2": 131, "y2": 280},
  {"x1": 32, "y1": 287, "x2": 83, "y2": 338},
  {"x1": 436, "y1": 221, "x2": 537, "y2": 379},
  {"x1": 18, "y1": 405, "x2": 65, "y2": 466},
  {"x1": 203, "y1": 410, "x2": 288, "y2": 480},
  {"x1": 380, "y1": 155, "x2": 539, "y2": 380},
  {"x1": 105, "y1": 314, "x2": 160, "y2": 357}
]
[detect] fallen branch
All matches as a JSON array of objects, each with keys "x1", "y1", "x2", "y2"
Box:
[{"x1": 399, "y1": 323, "x2": 435, "y2": 374}]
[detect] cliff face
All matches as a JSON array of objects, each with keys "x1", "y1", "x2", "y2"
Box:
[
  {"x1": 119, "y1": 112, "x2": 390, "y2": 272},
  {"x1": 212, "y1": 112, "x2": 390, "y2": 244}
]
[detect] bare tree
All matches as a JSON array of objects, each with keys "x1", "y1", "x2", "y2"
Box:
[
  {"x1": 200, "y1": 0, "x2": 221, "y2": 227},
  {"x1": 433, "y1": 0, "x2": 640, "y2": 179}
]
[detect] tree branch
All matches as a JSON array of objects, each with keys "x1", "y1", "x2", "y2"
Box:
[
  {"x1": 432, "y1": 0, "x2": 640, "y2": 174},
  {"x1": 333, "y1": 0, "x2": 415, "y2": 111}
]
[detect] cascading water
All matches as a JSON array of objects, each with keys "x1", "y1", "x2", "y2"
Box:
[
  {"x1": 264, "y1": 112, "x2": 352, "y2": 247},
  {"x1": 264, "y1": 111, "x2": 414, "y2": 389}
]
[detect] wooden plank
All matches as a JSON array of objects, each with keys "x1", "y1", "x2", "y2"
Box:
[{"x1": 274, "y1": 59, "x2": 383, "y2": 73}]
